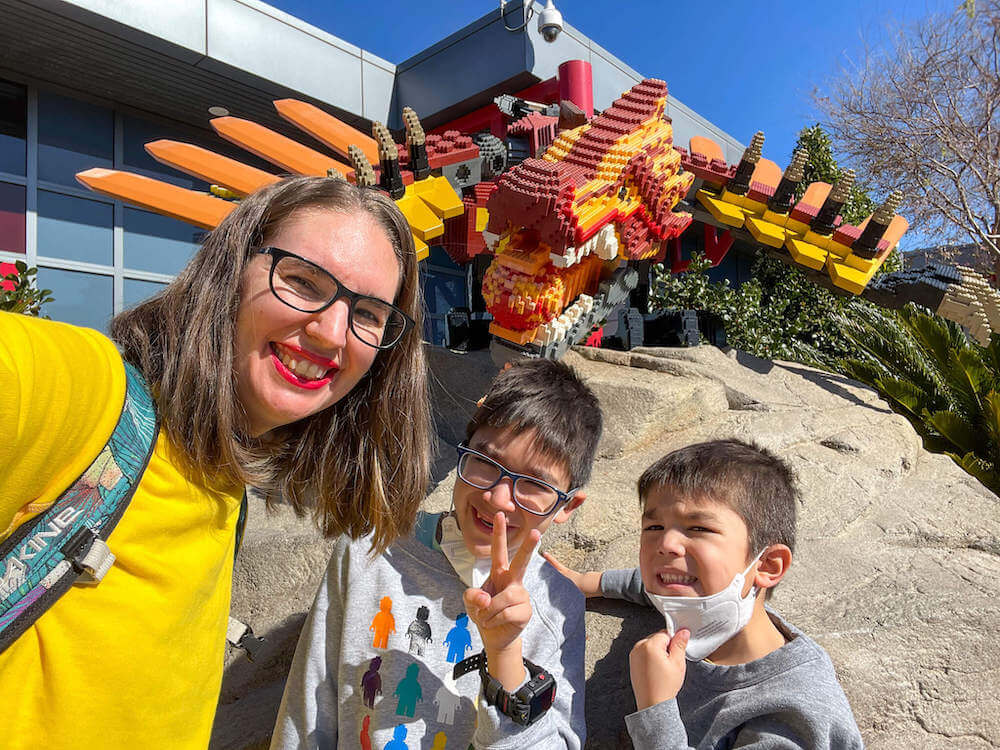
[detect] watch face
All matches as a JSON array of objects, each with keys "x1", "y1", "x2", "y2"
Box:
[{"x1": 527, "y1": 682, "x2": 556, "y2": 720}]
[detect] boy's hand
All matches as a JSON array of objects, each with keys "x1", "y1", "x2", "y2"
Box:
[
  {"x1": 464, "y1": 513, "x2": 539, "y2": 691},
  {"x1": 629, "y1": 628, "x2": 689, "y2": 711},
  {"x1": 540, "y1": 551, "x2": 603, "y2": 597},
  {"x1": 464, "y1": 512, "x2": 538, "y2": 653}
]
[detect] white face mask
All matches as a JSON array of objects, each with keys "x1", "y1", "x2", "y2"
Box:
[
  {"x1": 644, "y1": 550, "x2": 765, "y2": 661},
  {"x1": 439, "y1": 513, "x2": 493, "y2": 588}
]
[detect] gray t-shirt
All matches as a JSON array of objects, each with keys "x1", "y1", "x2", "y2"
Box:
[
  {"x1": 270, "y1": 512, "x2": 586, "y2": 749},
  {"x1": 602, "y1": 568, "x2": 864, "y2": 749}
]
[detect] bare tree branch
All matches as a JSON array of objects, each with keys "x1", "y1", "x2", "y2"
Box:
[{"x1": 817, "y1": 2, "x2": 1000, "y2": 267}]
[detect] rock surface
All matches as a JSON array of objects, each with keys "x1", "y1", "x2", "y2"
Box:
[{"x1": 213, "y1": 345, "x2": 1000, "y2": 749}]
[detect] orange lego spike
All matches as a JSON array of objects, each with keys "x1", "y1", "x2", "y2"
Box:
[
  {"x1": 750, "y1": 158, "x2": 782, "y2": 190},
  {"x1": 689, "y1": 135, "x2": 724, "y2": 163},
  {"x1": 76, "y1": 169, "x2": 234, "y2": 230},
  {"x1": 274, "y1": 99, "x2": 380, "y2": 165},
  {"x1": 145, "y1": 140, "x2": 280, "y2": 197},
  {"x1": 210, "y1": 116, "x2": 351, "y2": 177}
]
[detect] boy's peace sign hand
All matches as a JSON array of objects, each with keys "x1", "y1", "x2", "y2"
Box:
[{"x1": 463, "y1": 511, "x2": 540, "y2": 655}]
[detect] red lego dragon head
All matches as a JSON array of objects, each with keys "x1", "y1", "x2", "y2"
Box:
[{"x1": 481, "y1": 79, "x2": 695, "y2": 346}]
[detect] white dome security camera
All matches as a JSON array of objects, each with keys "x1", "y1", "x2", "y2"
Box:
[
  {"x1": 501, "y1": 0, "x2": 563, "y2": 43},
  {"x1": 537, "y1": 0, "x2": 563, "y2": 42}
]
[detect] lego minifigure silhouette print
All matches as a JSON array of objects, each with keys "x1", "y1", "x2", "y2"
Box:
[
  {"x1": 406, "y1": 606, "x2": 433, "y2": 656},
  {"x1": 361, "y1": 656, "x2": 383, "y2": 709},
  {"x1": 433, "y1": 676, "x2": 461, "y2": 725},
  {"x1": 360, "y1": 714, "x2": 372, "y2": 750},
  {"x1": 430, "y1": 731, "x2": 448, "y2": 749},
  {"x1": 444, "y1": 612, "x2": 473, "y2": 663},
  {"x1": 394, "y1": 662, "x2": 423, "y2": 717},
  {"x1": 370, "y1": 596, "x2": 396, "y2": 649},
  {"x1": 383, "y1": 724, "x2": 409, "y2": 750}
]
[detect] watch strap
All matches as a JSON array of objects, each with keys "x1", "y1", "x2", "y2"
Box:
[
  {"x1": 452, "y1": 650, "x2": 486, "y2": 680},
  {"x1": 453, "y1": 650, "x2": 555, "y2": 726}
]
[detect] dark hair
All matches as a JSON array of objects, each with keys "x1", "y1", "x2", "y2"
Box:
[
  {"x1": 111, "y1": 176, "x2": 430, "y2": 553},
  {"x1": 465, "y1": 359, "x2": 603, "y2": 488},
  {"x1": 638, "y1": 439, "x2": 798, "y2": 559}
]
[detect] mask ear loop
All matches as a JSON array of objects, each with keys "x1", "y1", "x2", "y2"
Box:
[{"x1": 743, "y1": 546, "x2": 770, "y2": 600}]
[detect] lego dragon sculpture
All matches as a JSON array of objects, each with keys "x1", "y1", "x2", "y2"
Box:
[
  {"x1": 479, "y1": 79, "x2": 694, "y2": 358},
  {"x1": 74, "y1": 75, "x2": 1000, "y2": 353},
  {"x1": 479, "y1": 78, "x2": 1000, "y2": 354}
]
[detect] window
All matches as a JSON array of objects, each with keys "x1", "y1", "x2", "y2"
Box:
[
  {"x1": 0, "y1": 80, "x2": 26, "y2": 176},
  {"x1": 7, "y1": 82, "x2": 221, "y2": 326},
  {"x1": 124, "y1": 278, "x2": 168, "y2": 309},
  {"x1": 421, "y1": 246, "x2": 468, "y2": 345},
  {"x1": 38, "y1": 92, "x2": 113, "y2": 188},
  {"x1": 37, "y1": 190, "x2": 113, "y2": 265},
  {"x1": 124, "y1": 207, "x2": 201, "y2": 275},
  {"x1": 122, "y1": 115, "x2": 208, "y2": 190},
  {"x1": 0, "y1": 182, "x2": 25, "y2": 254},
  {"x1": 37, "y1": 267, "x2": 113, "y2": 332}
]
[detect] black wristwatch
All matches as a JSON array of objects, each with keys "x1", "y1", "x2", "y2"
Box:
[{"x1": 453, "y1": 650, "x2": 557, "y2": 726}]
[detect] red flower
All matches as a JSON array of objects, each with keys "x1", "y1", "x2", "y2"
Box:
[{"x1": 0, "y1": 262, "x2": 17, "y2": 292}]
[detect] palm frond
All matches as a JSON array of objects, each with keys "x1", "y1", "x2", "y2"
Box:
[
  {"x1": 949, "y1": 451, "x2": 1000, "y2": 496},
  {"x1": 926, "y1": 409, "x2": 980, "y2": 455},
  {"x1": 837, "y1": 306, "x2": 951, "y2": 409}
]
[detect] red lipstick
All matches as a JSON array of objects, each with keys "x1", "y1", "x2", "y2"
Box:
[{"x1": 269, "y1": 343, "x2": 337, "y2": 390}]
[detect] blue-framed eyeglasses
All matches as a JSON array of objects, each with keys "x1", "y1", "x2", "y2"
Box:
[
  {"x1": 455, "y1": 444, "x2": 577, "y2": 517},
  {"x1": 257, "y1": 247, "x2": 414, "y2": 350}
]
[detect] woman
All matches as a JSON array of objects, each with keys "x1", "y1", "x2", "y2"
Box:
[{"x1": 0, "y1": 176, "x2": 431, "y2": 749}]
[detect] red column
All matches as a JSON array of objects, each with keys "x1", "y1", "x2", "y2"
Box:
[{"x1": 558, "y1": 60, "x2": 593, "y2": 118}]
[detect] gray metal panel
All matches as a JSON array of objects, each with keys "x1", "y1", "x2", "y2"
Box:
[
  {"x1": 362, "y1": 53, "x2": 395, "y2": 125},
  {"x1": 10, "y1": 0, "x2": 744, "y2": 167},
  {"x1": 395, "y1": 4, "x2": 530, "y2": 123},
  {"x1": 217, "y1": 0, "x2": 363, "y2": 56},
  {"x1": 590, "y1": 69, "x2": 643, "y2": 113},
  {"x1": 0, "y1": 0, "x2": 368, "y2": 148},
  {"x1": 203, "y1": 0, "x2": 364, "y2": 114},
  {"x1": 586, "y1": 36, "x2": 643, "y2": 82},
  {"x1": 667, "y1": 95, "x2": 745, "y2": 160},
  {"x1": 587, "y1": 39, "x2": 642, "y2": 110},
  {"x1": 27, "y1": 0, "x2": 206, "y2": 60},
  {"x1": 525, "y1": 18, "x2": 592, "y2": 85}
]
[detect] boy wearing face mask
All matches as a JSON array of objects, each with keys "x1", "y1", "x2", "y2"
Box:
[
  {"x1": 271, "y1": 359, "x2": 602, "y2": 749},
  {"x1": 544, "y1": 439, "x2": 863, "y2": 749}
]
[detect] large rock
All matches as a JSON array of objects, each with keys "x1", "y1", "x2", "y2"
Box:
[{"x1": 213, "y1": 345, "x2": 1000, "y2": 749}]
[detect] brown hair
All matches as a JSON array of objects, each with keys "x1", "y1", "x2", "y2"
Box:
[
  {"x1": 465, "y1": 358, "x2": 603, "y2": 488},
  {"x1": 637, "y1": 440, "x2": 797, "y2": 596},
  {"x1": 111, "y1": 176, "x2": 431, "y2": 552}
]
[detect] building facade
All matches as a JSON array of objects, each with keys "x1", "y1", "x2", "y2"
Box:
[{"x1": 0, "y1": 0, "x2": 744, "y2": 341}]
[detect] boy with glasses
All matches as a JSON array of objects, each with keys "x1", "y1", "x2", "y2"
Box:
[{"x1": 271, "y1": 359, "x2": 603, "y2": 749}]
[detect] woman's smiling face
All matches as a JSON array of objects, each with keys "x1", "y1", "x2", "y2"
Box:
[{"x1": 233, "y1": 207, "x2": 401, "y2": 437}]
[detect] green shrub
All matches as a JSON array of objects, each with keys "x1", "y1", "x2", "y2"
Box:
[
  {"x1": 649, "y1": 252, "x2": 857, "y2": 368},
  {"x1": 1, "y1": 260, "x2": 54, "y2": 316}
]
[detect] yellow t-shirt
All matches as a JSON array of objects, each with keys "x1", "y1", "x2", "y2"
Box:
[{"x1": 0, "y1": 312, "x2": 243, "y2": 749}]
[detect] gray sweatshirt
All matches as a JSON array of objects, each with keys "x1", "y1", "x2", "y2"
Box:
[
  {"x1": 270, "y1": 512, "x2": 585, "y2": 750},
  {"x1": 601, "y1": 568, "x2": 864, "y2": 750}
]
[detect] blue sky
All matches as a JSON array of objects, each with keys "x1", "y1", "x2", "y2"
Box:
[
  {"x1": 269, "y1": 0, "x2": 957, "y2": 248},
  {"x1": 268, "y1": 0, "x2": 954, "y2": 161}
]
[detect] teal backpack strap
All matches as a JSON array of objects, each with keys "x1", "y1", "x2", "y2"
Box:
[{"x1": 0, "y1": 361, "x2": 158, "y2": 654}]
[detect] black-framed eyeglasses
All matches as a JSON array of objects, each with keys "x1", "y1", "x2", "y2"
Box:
[
  {"x1": 455, "y1": 444, "x2": 578, "y2": 517},
  {"x1": 257, "y1": 247, "x2": 414, "y2": 350}
]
